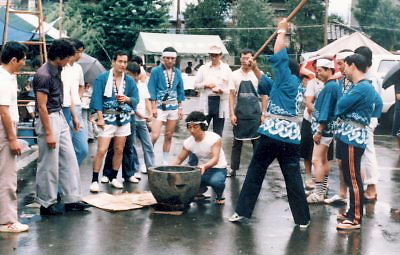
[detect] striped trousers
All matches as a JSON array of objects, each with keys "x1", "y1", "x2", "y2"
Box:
[{"x1": 340, "y1": 142, "x2": 365, "y2": 224}]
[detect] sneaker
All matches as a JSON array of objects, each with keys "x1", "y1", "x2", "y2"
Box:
[
  {"x1": 337, "y1": 213, "x2": 350, "y2": 222},
  {"x1": 228, "y1": 212, "x2": 246, "y2": 223},
  {"x1": 215, "y1": 198, "x2": 225, "y2": 205},
  {"x1": 226, "y1": 168, "x2": 236, "y2": 177},
  {"x1": 336, "y1": 220, "x2": 361, "y2": 230},
  {"x1": 111, "y1": 178, "x2": 123, "y2": 189},
  {"x1": 140, "y1": 166, "x2": 148, "y2": 174},
  {"x1": 324, "y1": 194, "x2": 348, "y2": 205},
  {"x1": 305, "y1": 179, "x2": 315, "y2": 190},
  {"x1": 298, "y1": 221, "x2": 310, "y2": 229},
  {"x1": 307, "y1": 192, "x2": 325, "y2": 204},
  {"x1": 127, "y1": 176, "x2": 139, "y2": 183},
  {"x1": 133, "y1": 173, "x2": 142, "y2": 180},
  {"x1": 0, "y1": 222, "x2": 29, "y2": 233},
  {"x1": 100, "y1": 176, "x2": 110, "y2": 183},
  {"x1": 90, "y1": 182, "x2": 100, "y2": 193}
]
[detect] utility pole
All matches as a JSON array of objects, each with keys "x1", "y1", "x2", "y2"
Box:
[
  {"x1": 59, "y1": 0, "x2": 64, "y2": 38},
  {"x1": 324, "y1": 0, "x2": 329, "y2": 46},
  {"x1": 176, "y1": 0, "x2": 181, "y2": 34}
]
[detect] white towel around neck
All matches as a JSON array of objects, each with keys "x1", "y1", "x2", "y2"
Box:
[{"x1": 104, "y1": 68, "x2": 125, "y2": 97}]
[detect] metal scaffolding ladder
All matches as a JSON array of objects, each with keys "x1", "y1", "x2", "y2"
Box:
[{"x1": 2, "y1": 0, "x2": 47, "y2": 64}]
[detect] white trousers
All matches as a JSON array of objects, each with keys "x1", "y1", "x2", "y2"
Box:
[{"x1": 361, "y1": 128, "x2": 379, "y2": 185}]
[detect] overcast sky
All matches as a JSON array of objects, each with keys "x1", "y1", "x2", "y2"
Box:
[{"x1": 328, "y1": 0, "x2": 352, "y2": 23}]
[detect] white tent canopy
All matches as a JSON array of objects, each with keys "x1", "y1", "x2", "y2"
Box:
[
  {"x1": 314, "y1": 32, "x2": 392, "y2": 56},
  {"x1": 133, "y1": 32, "x2": 229, "y2": 56}
]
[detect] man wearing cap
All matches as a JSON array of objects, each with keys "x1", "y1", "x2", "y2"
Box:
[
  {"x1": 148, "y1": 47, "x2": 185, "y2": 165},
  {"x1": 306, "y1": 58, "x2": 341, "y2": 203},
  {"x1": 194, "y1": 45, "x2": 234, "y2": 136}
]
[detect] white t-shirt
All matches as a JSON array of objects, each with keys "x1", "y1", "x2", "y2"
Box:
[
  {"x1": 303, "y1": 79, "x2": 324, "y2": 122},
  {"x1": 61, "y1": 62, "x2": 85, "y2": 107},
  {"x1": 0, "y1": 66, "x2": 19, "y2": 122},
  {"x1": 232, "y1": 68, "x2": 259, "y2": 92},
  {"x1": 136, "y1": 80, "x2": 150, "y2": 121},
  {"x1": 183, "y1": 131, "x2": 227, "y2": 168}
]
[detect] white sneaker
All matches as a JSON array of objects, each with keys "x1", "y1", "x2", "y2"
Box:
[
  {"x1": 0, "y1": 222, "x2": 29, "y2": 233},
  {"x1": 100, "y1": 176, "x2": 110, "y2": 183},
  {"x1": 127, "y1": 176, "x2": 139, "y2": 183},
  {"x1": 228, "y1": 213, "x2": 246, "y2": 223},
  {"x1": 307, "y1": 192, "x2": 325, "y2": 204},
  {"x1": 90, "y1": 182, "x2": 100, "y2": 193},
  {"x1": 133, "y1": 173, "x2": 141, "y2": 180},
  {"x1": 111, "y1": 178, "x2": 123, "y2": 189},
  {"x1": 140, "y1": 166, "x2": 147, "y2": 174},
  {"x1": 298, "y1": 221, "x2": 310, "y2": 229},
  {"x1": 324, "y1": 194, "x2": 348, "y2": 204},
  {"x1": 305, "y1": 179, "x2": 315, "y2": 190}
]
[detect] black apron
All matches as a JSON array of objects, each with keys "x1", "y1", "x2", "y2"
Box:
[{"x1": 233, "y1": 80, "x2": 261, "y2": 140}]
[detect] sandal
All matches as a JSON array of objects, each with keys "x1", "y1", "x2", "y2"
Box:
[
  {"x1": 364, "y1": 193, "x2": 377, "y2": 203},
  {"x1": 215, "y1": 198, "x2": 225, "y2": 205}
]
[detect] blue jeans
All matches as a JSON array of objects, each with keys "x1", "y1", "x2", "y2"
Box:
[
  {"x1": 62, "y1": 106, "x2": 89, "y2": 166},
  {"x1": 235, "y1": 135, "x2": 310, "y2": 225},
  {"x1": 132, "y1": 120, "x2": 154, "y2": 168},
  {"x1": 201, "y1": 168, "x2": 227, "y2": 199}
]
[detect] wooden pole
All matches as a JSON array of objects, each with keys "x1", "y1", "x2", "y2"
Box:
[
  {"x1": 60, "y1": 0, "x2": 64, "y2": 38},
  {"x1": 324, "y1": 0, "x2": 329, "y2": 46},
  {"x1": 253, "y1": 0, "x2": 310, "y2": 59},
  {"x1": 2, "y1": 0, "x2": 11, "y2": 45}
]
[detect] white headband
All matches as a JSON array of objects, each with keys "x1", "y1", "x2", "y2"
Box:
[
  {"x1": 335, "y1": 51, "x2": 353, "y2": 60},
  {"x1": 186, "y1": 121, "x2": 208, "y2": 126},
  {"x1": 162, "y1": 51, "x2": 177, "y2": 58},
  {"x1": 316, "y1": 59, "x2": 335, "y2": 69}
]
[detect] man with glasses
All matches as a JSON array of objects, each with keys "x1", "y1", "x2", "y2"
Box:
[{"x1": 194, "y1": 45, "x2": 234, "y2": 136}]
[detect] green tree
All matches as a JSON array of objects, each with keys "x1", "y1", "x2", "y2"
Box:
[
  {"x1": 232, "y1": 0, "x2": 275, "y2": 53},
  {"x1": 45, "y1": 0, "x2": 171, "y2": 65},
  {"x1": 354, "y1": 0, "x2": 400, "y2": 50},
  {"x1": 285, "y1": 0, "x2": 325, "y2": 54},
  {"x1": 183, "y1": 0, "x2": 230, "y2": 37}
]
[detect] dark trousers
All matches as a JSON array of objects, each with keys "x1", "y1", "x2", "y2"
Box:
[
  {"x1": 104, "y1": 123, "x2": 138, "y2": 180},
  {"x1": 205, "y1": 114, "x2": 225, "y2": 137},
  {"x1": 340, "y1": 142, "x2": 365, "y2": 223},
  {"x1": 230, "y1": 138, "x2": 259, "y2": 171},
  {"x1": 235, "y1": 135, "x2": 310, "y2": 225}
]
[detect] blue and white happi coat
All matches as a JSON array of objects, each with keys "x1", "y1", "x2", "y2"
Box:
[
  {"x1": 335, "y1": 79, "x2": 382, "y2": 148},
  {"x1": 257, "y1": 49, "x2": 304, "y2": 144},
  {"x1": 148, "y1": 64, "x2": 185, "y2": 111},
  {"x1": 311, "y1": 80, "x2": 342, "y2": 137}
]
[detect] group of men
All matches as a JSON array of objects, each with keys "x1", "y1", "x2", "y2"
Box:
[{"x1": 0, "y1": 16, "x2": 395, "y2": 233}]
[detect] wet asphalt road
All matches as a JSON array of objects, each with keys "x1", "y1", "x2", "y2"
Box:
[{"x1": 1, "y1": 97, "x2": 400, "y2": 255}]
